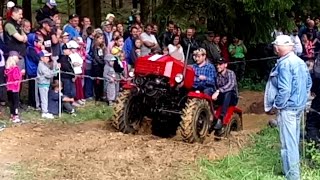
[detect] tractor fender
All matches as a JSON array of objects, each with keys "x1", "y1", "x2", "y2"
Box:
[
  {"x1": 187, "y1": 91, "x2": 215, "y2": 115},
  {"x1": 215, "y1": 106, "x2": 243, "y2": 126}
]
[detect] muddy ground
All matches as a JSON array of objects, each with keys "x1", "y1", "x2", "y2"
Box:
[{"x1": 0, "y1": 91, "x2": 271, "y2": 180}]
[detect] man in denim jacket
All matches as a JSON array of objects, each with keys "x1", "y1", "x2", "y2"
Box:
[{"x1": 265, "y1": 35, "x2": 312, "y2": 180}]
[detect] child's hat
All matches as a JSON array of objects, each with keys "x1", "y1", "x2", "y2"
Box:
[
  {"x1": 111, "y1": 47, "x2": 121, "y2": 55},
  {"x1": 104, "y1": 54, "x2": 117, "y2": 62},
  {"x1": 106, "y1": 13, "x2": 115, "y2": 20},
  {"x1": 8, "y1": 51, "x2": 22, "y2": 58},
  {"x1": 38, "y1": 50, "x2": 52, "y2": 57}
]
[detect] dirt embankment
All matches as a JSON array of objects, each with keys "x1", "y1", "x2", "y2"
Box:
[{"x1": 0, "y1": 91, "x2": 270, "y2": 180}]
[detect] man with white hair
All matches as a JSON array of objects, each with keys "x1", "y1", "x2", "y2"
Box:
[{"x1": 265, "y1": 35, "x2": 312, "y2": 180}]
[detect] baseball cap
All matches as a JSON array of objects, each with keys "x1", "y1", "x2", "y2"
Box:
[
  {"x1": 62, "y1": 40, "x2": 79, "y2": 50},
  {"x1": 104, "y1": 54, "x2": 117, "y2": 62},
  {"x1": 62, "y1": 32, "x2": 69, "y2": 37},
  {"x1": 272, "y1": 35, "x2": 294, "y2": 46},
  {"x1": 193, "y1": 48, "x2": 207, "y2": 55},
  {"x1": 7, "y1": 1, "x2": 15, "y2": 8},
  {"x1": 69, "y1": 14, "x2": 79, "y2": 20},
  {"x1": 38, "y1": 50, "x2": 52, "y2": 57},
  {"x1": 217, "y1": 57, "x2": 227, "y2": 64},
  {"x1": 106, "y1": 13, "x2": 115, "y2": 20},
  {"x1": 39, "y1": 18, "x2": 55, "y2": 27},
  {"x1": 46, "y1": 0, "x2": 57, "y2": 6},
  {"x1": 8, "y1": 51, "x2": 22, "y2": 58}
]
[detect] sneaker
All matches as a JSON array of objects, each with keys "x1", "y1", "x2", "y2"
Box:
[
  {"x1": 0, "y1": 122, "x2": 6, "y2": 131},
  {"x1": 86, "y1": 97, "x2": 94, "y2": 101},
  {"x1": 12, "y1": 115, "x2": 21, "y2": 123},
  {"x1": 77, "y1": 100, "x2": 85, "y2": 105},
  {"x1": 41, "y1": 113, "x2": 54, "y2": 119},
  {"x1": 72, "y1": 102, "x2": 81, "y2": 107}
]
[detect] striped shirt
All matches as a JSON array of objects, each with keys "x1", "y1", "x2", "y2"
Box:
[{"x1": 217, "y1": 69, "x2": 238, "y2": 94}]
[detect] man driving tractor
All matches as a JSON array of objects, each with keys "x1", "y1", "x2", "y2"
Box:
[
  {"x1": 192, "y1": 48, "x2": 217, "y2": 96},
  {"x1": 211, "y1": 58, "x2": 239, "y2": 135}
]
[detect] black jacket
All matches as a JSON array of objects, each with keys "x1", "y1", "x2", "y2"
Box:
[
  {"x1": 58, "y1": 55, "x2": 75, "y2": 79},
  {"x1": 181, "y1": 37, "x2": 199, "y2": 65},
  {"x1": 159, "y1": 31, "x2": 174, "y2": 48},
  {"x1": 201, "y1": 40, "x2": 221, "y2": 64}
]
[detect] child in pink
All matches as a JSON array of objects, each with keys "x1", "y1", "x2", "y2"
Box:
[{"x1": 5, "y1": 55, "x2": 23, "y2": 123}]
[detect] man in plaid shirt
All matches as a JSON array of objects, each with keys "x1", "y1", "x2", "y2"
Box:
[
  {"x1": 211, "y1": 57, "x2": 238, "y2": 134},
  {"x1": 192, "y1": 48, "x2": 216, "y2": 96}
]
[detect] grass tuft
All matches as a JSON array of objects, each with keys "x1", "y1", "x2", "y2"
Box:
[{"x1": 199, "y1": 128, "x2": 320, "y2": 180}]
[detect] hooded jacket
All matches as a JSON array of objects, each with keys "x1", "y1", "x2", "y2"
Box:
[
  {"x1": 25, "y1": 33, "x2": 41, "y2": 77},
  {"x1": 5, "y1": 66, "x2": 22, "y2": 92}
]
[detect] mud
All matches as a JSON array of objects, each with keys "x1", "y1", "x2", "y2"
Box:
[{"x1": 0, "y1": 91, "x2": 272, "y2": 180}]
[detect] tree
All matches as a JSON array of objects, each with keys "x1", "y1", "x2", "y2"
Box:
[
  {"x1": 22, "y1": 0, "x2": 32, "y2": 22},
  {"x1": 75, "y1": 0, "x2": 102, "y2": 27},
  {"x1": 119, "y1": 0, "x2": 123, "y2": 9}
]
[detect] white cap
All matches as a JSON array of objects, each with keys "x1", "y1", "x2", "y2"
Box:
[
  {"x1": 272, "y1": 35, "x2": 294, "y2": 46},
  {"x1": 7, "y1": 1, "x2": 15, "y2": 8},
  {"x1": 106, "y1": 13, "x2": 115, "y2": 20},
  {"x1": 62, "y1": 32, "x2": 69, "y2": 37},
  {"x1": 67, "y1": 40, "x2": 79, "y2": 49}
]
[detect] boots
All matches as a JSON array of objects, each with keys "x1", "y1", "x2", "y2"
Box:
[{"x1": 214, "y1": 119, "x2": 223, "y2": 130}]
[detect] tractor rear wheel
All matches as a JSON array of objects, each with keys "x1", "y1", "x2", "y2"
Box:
[
  {"x1": 111, "y1": 90, "x2": 143, "y2": 134},
  {"x1": 217, "y1": 113, "x2": 242, "y2": 138},
  {"x1": 179, "y1": 98, "x2": 211, "y2": 143}
]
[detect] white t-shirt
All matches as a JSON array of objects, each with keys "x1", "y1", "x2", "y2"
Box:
[
  {"x1": 168, "y1": 44, "x2": 185, "y2": 62},
  {"x1": 140, "y1": 32, "x2": 158, "y2": 56},
  {"x1": 69, "y1": 53, "x2": 83, "y2": 75},
  {"x1": 290, "y1": 35, "x2": 303, "y2": 55}
]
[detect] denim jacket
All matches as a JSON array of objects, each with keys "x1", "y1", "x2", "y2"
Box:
[{"x1": 264, "y1": 52, "x2": 312, "y2": 111}]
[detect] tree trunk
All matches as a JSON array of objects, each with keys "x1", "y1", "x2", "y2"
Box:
[
  {"x1": 140, "y1": 0, "x2": 150, "y2": 22},
  {"x1": 119, "y1": 0, "x2": 124, "y2": 9},
  {"x1": 22, "y1": 0, "x2": 32, "y2": 22},
  {"x1": 132, "y1": 0, "x2": 138, "y2": 9},
  {"x1": 0, "y1": 0, "x2": 4, "y2": 17},
  {"x1": 111, "y1": 0, "x2": 117, "y2": 10},
  {"x1": 75, "y1": 0, "x2": 102, "y2": 27}
]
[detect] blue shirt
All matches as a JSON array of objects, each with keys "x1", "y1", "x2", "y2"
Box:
[
  {"x1": 123, "y1": 37, "x2": 134, "y2": 65},
  {"x1": 265, "y1": 52, "x2": 312, "y2": 110},
  {"x1": 192, "y1": 61, "x2": 216, "y2": 89},
  {"x1": 64, "y1": 24, "x2": 80, "y2": 40}
]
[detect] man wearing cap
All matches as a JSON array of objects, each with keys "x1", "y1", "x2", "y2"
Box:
[
  {"x1": 211, "y1": 58, "x2": 238, "y2": 135},
  {"x1": 35, "y1": 0, "x2": 57, "y2": 23},
  {"x1": 37, "y1": 18, "x2": 57, "y2": 53},
  {"x1": 201, "y1": 32, "x2": 221, "y2": 64},
  {"x1": 264, "y1": 35, "x2": 312, "y2": 180},
  {"x1": 64, "y1": 14, "x2": 80, "y2": 40},
  {"x1": 102, "y1": 21, "x2": 113, "y2": 45},
  {"x1": 192, "y1": 48, "x2": 216, "y2": 96}
]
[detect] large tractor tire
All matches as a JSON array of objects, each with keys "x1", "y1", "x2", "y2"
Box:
[
  {"x1": 112, "y1": 90, "x2": 143, "y2": 134},
  {"x1": 179, "y1": 98, "x2": 211, "y2": 143}
]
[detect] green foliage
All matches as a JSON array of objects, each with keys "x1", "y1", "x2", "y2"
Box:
[
  {"x1": 239, "y1": 78, "x2": 266, "y2": 91},
  {"x1": 199, "y1": 128, "x2": 320, "y2": 180},
  {"x1": 306, "y1": 141, "x2": 320, "y2": 168}
]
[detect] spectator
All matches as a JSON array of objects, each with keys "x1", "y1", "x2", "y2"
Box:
[
  {"x1": 140, "y1": 24, "x2": 159, "y2": 56},
  {"x1": 103, "y1": 54, "x2": 118, "y2": 106},
  {"x1": 25, "y1": 33, "x2": 43, "y2": 109},
  {"x1": 48, "y1": 80, "x2": 75, "y2": 116},
  {"x1": 201, "y1": 32, "x2": 221, "y2": 64},
  {"x1": 102, "y1": 21, "x2": 113, "y2": 45},
  {"x1": 228, "y1": 36, "x2": 247, "y2": 81},
  {"x1": 92, "y1": 33, "x2": 106, "y2": 101},
  {"x1": 84, "y1": 26, "x2": 95, "y2": 100},
  {"x1": 181, "y1": 27, "x2": 199, "y2": 64},
  {"x1": 5, "y1": 54, "x2": 23, "y2": 123},
  {"x1": 220, "y1": 35, "x2": 230, "y2": 62},
  {"x1": 106, "y1": 30, "x2": 120, "y2": 54},
  {"x1": 130, "y1": 38, "x2": 142, "y2": 67},
  {"x1": 106, "y1": 13, "x2": 115, "y2": 25},
  {"x1": 49, "y1": 9, "x2": 61, "y2": 64},
  {"x1": 21, "y1": 19, "x2": 31, "y2": 35},
  {"x1": 80, "y1": 16, "x2": 91, "y2": 40},
  {"x1": 37, "y1": 50, "x2": 59, "y2": 119},
  {"x1": 64, "y1": 14, "x2": 80, "y2": 40},
  {"x1": 0, "y1": 48, "x2": 5, "y2": 106},
  {"x1": 159, "y1": 21, "x2": 175, "y2": 48},
  {"x1": 36, "y1": 18, "x2": 56, "y2": 53},
  {"x1": 290, "y1": 28, "x2": 303, "y2": 56},
  {"x1": 123, "y1": 26, "x2": 139, "y2": 67},
  {"x1": 265, "y1": 35, "x2": 311, "y2": 180},
  {"x1": 168, "y1": 35, "x2": 184, "y2": 62},
  {"x1": 116, "y1": 23, "x2": 124, "y2": 37},
  {"x1": 35, "y1": 0, "x2": 58, "y2": 23}
]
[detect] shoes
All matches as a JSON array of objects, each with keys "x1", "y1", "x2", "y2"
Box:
[
  {"x1": 86, "y1": 97, "x2": 94, "y2": 101},
  {"x1": 213, "y1": 119, "x2": 223, "y2": 130},
  {"x1": 11, "y1": 115, "x2": 21, "y2": 123},
  {"x1": 214, "y1": 127, "x2": 225, "y2": 137},
  {"x1": 0, "y1": 122, "x2": 5, "y2": 131},
  {"x1": 41, "y1": 113, "x2": 54, "y2": 119},
  {"x1": 77, "y1": 100, "x2": 85, "y2": 105},
  {"x1": 72, "y1": 102, "x2": 81, "y2": 107}
]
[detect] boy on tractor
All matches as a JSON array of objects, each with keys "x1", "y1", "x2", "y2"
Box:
[{"x1": 211, "y1": 58, "x2": 239, "y2": 135}]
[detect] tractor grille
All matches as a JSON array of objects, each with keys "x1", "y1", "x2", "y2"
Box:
[{"x1": 136, "y1": 61, "x2": 165, "y2": 75}]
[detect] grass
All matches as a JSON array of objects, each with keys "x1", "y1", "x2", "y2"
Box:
[
  {"x1": 199, "y1": 128, "x2": 320, "y2": 180},
  {"x1": 0, "y1": 101, "x2": 113, "y2": 126}
]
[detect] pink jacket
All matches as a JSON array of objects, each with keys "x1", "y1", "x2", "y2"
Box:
[{"x1": 5, "y1": 66, "x2": 22, "y2": 92}]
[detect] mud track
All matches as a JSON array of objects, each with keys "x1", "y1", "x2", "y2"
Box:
[{"x1": 0, "y1": 91, "x2": 270, "y2": 180}]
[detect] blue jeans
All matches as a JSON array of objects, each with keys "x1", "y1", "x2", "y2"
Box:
[
  {"x1": 84, "y1": 70, "x2": 94, "y2": 99},
  {"x1": 277, "y1": 109, "x2": 303, "y2": 180},
  {"x1": 61, "y1": 78, "x2": 76, "y2": 98}
]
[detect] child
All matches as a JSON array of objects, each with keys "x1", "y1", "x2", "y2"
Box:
[
  {"x1": 103, "y1": 54, "x2": 118, "y2": 105},
  {"x1": 93, "y1": 33, "x2": 106, "y2": 101},
  {"x1": 130, "y1": 38, "x2": 142, "y2": 68},
  {"x1": 162, "y1": 47, "x2": 169, "y2": 55},
  {"x1": 5, "y1": 55, "x2": 23, "y2": 123},
  {"x1": 48, "y1": 80, "x2": 75, "y2": 116},
  {"x1": 37, "y1": 50, "x2": 60, "y2": 119}
]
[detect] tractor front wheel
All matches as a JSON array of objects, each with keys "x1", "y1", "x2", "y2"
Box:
[
  {"x1": 111, "y1": 90, "x2": 143, "y2": 134},
  {"x1": 179, "y1": 98, "x2": 211, "y2": 143}
]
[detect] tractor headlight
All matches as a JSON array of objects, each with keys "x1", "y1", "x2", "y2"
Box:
[
  {"x1": 129, "y1": 71, "x2": 135, "y2": 77},
  {"x1": 175, "y1": 73, "x2": 184, "y2": 83}
]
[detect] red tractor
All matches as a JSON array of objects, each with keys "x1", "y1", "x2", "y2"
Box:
[{"x1": 111, "y1": 54, "x2": 243, "y2": 143}]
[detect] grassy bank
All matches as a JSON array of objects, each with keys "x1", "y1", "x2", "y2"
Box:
[{"x1": 199, "y1": 128, "x2": 320, "y2": 180}]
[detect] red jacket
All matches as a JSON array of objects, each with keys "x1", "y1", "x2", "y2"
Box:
[
  {"x1": 220, "y1": 43, "x2": 230, "y2": 62},
  {"x1": 5, "y1": 66, "x2": 22, "y2": 92}
]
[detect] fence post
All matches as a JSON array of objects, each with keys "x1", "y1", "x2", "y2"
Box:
[{"x1": 58, "y1": 67, "x2": 62, "y2": 118}]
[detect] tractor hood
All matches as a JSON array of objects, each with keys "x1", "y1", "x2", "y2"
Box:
[{"x1": 134, "y1": 54, "x2": 195, "y2": 89}]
